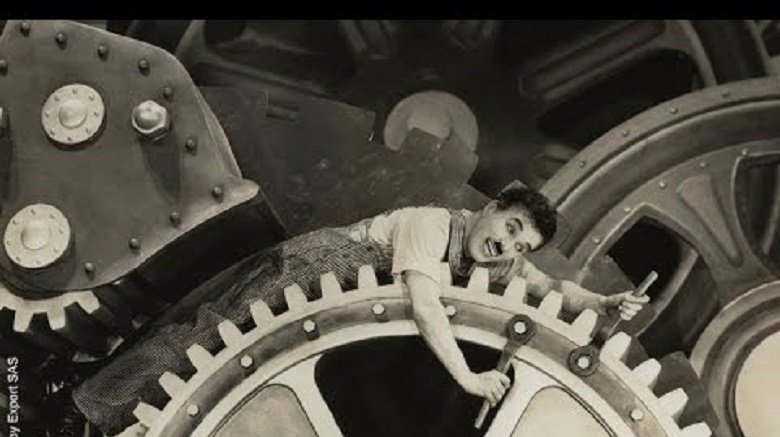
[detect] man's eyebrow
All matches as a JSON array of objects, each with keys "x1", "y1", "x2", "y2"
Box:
[{"x1": 511, "y1": 217, "x2": 524, "y2": 230}]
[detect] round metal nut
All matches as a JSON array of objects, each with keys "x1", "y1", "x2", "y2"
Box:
[
  {"x1": 513, "y1": 321, "x2": 528, "y2": 335},
  {"x1": 629, "y1": 408, "x2": 645, "y2": 422},
  {"x1": 131, "y1": 100, "x2": 170, "y2": 142},
  {"x1": 186, "y1": 404, "x2": 199, "y2": 417},
  {"x1": 371, "y1": 303, "x2": 386, "y2": 316},
  {"x1": 444, "y1": 305, "x2": 457, "y2": 317},
  {"x1": 240, "y1": 355, "x2": 254, "y2": 369},
  {"x1": 302, "y1": 320, "x2": 317, "y2": 334},
  {"x1": 4, "y1": 204, "x2": 71, "y2": 269}
]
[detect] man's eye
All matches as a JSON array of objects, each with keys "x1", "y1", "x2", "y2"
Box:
[{"x1": 506, "y1": 223, "x2": 515, "y2": 234}]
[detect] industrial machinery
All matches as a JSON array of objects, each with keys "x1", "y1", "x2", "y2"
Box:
[{"x1": 0, "y1": 19, "x2": 775, "y2": 437}]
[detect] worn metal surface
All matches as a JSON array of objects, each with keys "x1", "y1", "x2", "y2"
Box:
[
  {"x1": 201, "y1": 86, "x2": 486, "y2": 236},
  {"x1": 0, "y1": 20, "x2": 258, "y2": 292},
  {"x1": 541, "y1": 77, "x2": 780, "y2": 436},
  {"x1": 125, "y1": 266, "x2": 713, "y2": 437}
]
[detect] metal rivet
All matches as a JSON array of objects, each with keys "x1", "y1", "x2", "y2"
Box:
[
  {"x1": 592, "y1": 236, "x2": 601, "y2": 244},
  {"x1": 699, "y1": 161, "x2": 708, "y2": 168},
  {"x1": 55, "y1": 33, "x2": 67, "y2": 48},
  {"x1": 621, "y1": 129, "x2": 630, "y2": 137},
  {"x1": 623, "y1": 206, "x2": 632, "y2": 214},
  {"x1": 97, "y1": 44, "x2": 109, "y2": 59},
  {"x1": 721, "y1": 90, "x2": 731, "y2": 99},
  {"x1": 658, "y1": 181, "x2": 667, "y2": 189},
  {"x1": 240, "y1": 355, "x2": 253, "y2": 368},
  {"x1": 513, "y1": 321, "x2": 527, "y2": 335},
  {"x1": 185, "y1": 138, "x2": 197, "y2": 153},
  {"x1": 669, "y1": 107, "x2": 678, "y2": 114},
  {"x1": 371, "y1": 303, "x2": 386, "y2": 316},
  {"x1": 162, "y1": 86, "x2": 174, "y2": 100},
  {"x1": 19, "y1": 22, "x2": 31, "y2": 36},
  {"x1": 84, "y1": 262, "x2": 95, "y2": 274},
  {"x1": 169, "y1": 211, "x2": 181, "y2": 226},
  {"x1": 578, "y1": 160, "x2": 586, "y2": 168},
  {"x1": 128, "y1": 238, "x2": 140, "y2": 250},
  {"x1": 211, "y1": 186, "x2": 223, "y2": 199},
  {"x1": 186, "y1": 404, "x2": 199, "y2": 417},
  {"x1": 445, "y1": 305, "x2": 457, "y2": 317},
  {"x1": 629, "y1": 408, "x2": 644, "y2": 422},
  {"x1": 577, "y1": 355, "x2": 591, "y2": 369},
  {"x1": 741, "y1": 148, "x2": 749, "y2": 156},
  {"x1": 0, "y1": 59, "x2": 8, "y2": 75},
  {"x1": 302, "y1": 319, "x2": 317, "y2": 333},
  {"x1": 138, "y1": 59, "x2": 150, "y2": 74}
]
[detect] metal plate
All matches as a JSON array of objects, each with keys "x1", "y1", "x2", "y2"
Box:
[{"x1": 0, "y1": 20, "x2": 258, "y2": 291}]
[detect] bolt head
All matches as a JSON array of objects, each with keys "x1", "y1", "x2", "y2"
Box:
[
  {"x1": 97, "y1": 45, "x2": 109, "y2": 59},
  {"x1": 163, "y1": 86, "x2": 174, "y2": 100},
  {"x1": 19, "y1": 22, "x2": 31, "y2": 36},
  {"x1": 302, "y1": 319, "x2": 317, "y2": 333},
  {"x1": 131, "y1": 100, "x2": 170, "y2": 141},
  {"x1": 629, "y1": 408, "x2": 644, "y2": 422},
  {"x1": 128, "y1": 238, "x2": 140, "y2": 250},
  {"x1": 444, "y1": 305, "x2": 457, "y2": 317},
  {"x1": 84, "y1": 262, "x2": 95, "y2": 274},
  {"x1": 185, "y1": 138, "x2": 197, "y2": 153},
  {"x1": 371, "y1": 303, "x2": 386, "y2": 316},
  {"x1": 240, "y1": 355, "x2": 253, "y2": 368},
  {"x1": 55, "y1": 33, "x2": 67, "y2": 47},
  {"x1": 138, "y1": 58, "x2": 150, "y2": 74},
  {"x1": 513, "y1": 321, "x2": 527, "y2": 335},
  {"x1": 577, "y1": 355, "x2": 591, "y2": 369},
  {"x1": 211, "y1": 186, "x2": 224, "y2": 199},
  {"x1": 0, "y1": 59, "x2": 8, "y2": 74}
]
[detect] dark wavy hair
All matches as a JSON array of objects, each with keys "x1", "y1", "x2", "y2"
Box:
[{"x1": 495, "y1": 185, "x2": 557, "y2": 247}]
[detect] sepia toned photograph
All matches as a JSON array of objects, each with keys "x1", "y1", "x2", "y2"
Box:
[{"x1": 0, "y1": 19, "x2": 777, "y2": 437}]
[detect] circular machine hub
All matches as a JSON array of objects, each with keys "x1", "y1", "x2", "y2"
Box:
[
  {"x1": 4, "y1": 204, "x2": 71, "y2": 269},
  {"x1": 125, "y1": 266, "x2": 712, "y2": 437},
  {"x1": 539, "y1": 77, "x2": 780, "y2": 437},
  {"x1": 41, "y1": 83, "x2": 104, "y2": 145},
  {"x1": 383, "y1": 90, "x2": 478, "y2": 151}
]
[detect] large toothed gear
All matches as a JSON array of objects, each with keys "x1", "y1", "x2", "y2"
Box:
[{"x1": 121, "y1": 265, "x2": 712, "y2": 437}]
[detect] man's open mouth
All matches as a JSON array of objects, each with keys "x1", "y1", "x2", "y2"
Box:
[{"x1": 484, "y1": 239, "x2": 502, "y2": 258}]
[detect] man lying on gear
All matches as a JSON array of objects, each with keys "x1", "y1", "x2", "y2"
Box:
[{"x1": 75, "y1": 182, "x2": 649, "y2": 436}]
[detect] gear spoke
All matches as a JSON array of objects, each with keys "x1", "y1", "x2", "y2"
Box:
[{"x1": 520, "y1": 20, "x2": 715, "y2": 108}]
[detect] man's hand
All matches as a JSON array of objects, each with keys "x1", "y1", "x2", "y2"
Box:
[
  {"x1": 459, "y1": 370, "x2": 511, "y2": 407},
  {"x1": 602, "y1": 292, "x2": 650, "y2": 320}
]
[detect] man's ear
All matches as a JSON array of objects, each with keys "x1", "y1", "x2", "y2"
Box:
[{"x1": 483, "y1": 200, "x2": 498, "y2": 214}]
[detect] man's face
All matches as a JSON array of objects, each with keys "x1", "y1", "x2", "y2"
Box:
[{"x1": 465, "y1": 202, "x2": 545, "y2": 263}]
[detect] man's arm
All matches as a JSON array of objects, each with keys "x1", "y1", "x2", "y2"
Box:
[
  {"x1": 516, "y1": 259, "x2": 647, "y2": 319},
  {"x1": 404, "y1": 270, "x2": 510, "y2": 406}
]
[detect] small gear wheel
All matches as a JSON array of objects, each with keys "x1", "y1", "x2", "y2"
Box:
[{"x1": 120, "y1": 265, "x2": 713, "y2": 437}]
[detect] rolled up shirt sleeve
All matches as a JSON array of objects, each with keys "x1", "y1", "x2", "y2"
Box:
[{"x1": 390, "y1": 208, "x2": 450, "y2": 285}]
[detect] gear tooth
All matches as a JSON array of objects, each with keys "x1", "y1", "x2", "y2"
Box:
[
  {"x1": 283, "y1": 284, "x2": 308, "y2": 311},
  {"x1": 217, "y1": 320, "x2": 243, "y2": 347},
  {"x1": 504, "y1": 276, "x2": 527, "y2": 302},
  {"x1": 358, "y1": 265, "x2": 379, "y2": 288},
  {"x1": 439, "y1": 263, "x2": 452, "y2": 285},
  {"x1": 681, "y1": 422, "x2": 712, "y2": 437},
  {"x1": 12, "y1": 308, "x2": 33, "y2": 333},
  {"x1": 320, "y1": 272, "x2": 343, "y2": 300},
  {"x1": 76, "y1": 292, "x2": 101, "y2": 314},
  {"x1": 539, "y1": 291, "x2": 563, "y2": 317},
  {"x1": 250, "y1": 299, "x2": 273, "y2": 325},
  {"x1": 186, "y1": 344, "x2": 214, "y2": 371},
  {"x1": 632, "y1": 358, "x2": 662, "y2": 388},
  {"x1": 133, "y1": 401, "x2": 161, "y2": 428},
  {"x1": 600, "y1": 331, "x2": 632, "y2": 361},
  {"x1": 158, "y1": 371, "x2": 187, "y2": 398},
  {"x1": 466, "y1": 267, "x2": 489, "y2": 293},
  {"x1": 571, "y1": 309, "x2": 598, "y2": 338},
  {"x1": 659, "y1": 387, "x2": 688, "y2": 420},
  {"x1": 47, "y1": 306, "x2": 67, "y2": 330},
  {"x1": 114, "y1": 422, "x2": 149, "y2": 437}
]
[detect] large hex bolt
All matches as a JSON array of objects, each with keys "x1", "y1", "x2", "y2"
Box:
[{"x1": 131, "y1": 100, "x2": 170, "y2": 142}]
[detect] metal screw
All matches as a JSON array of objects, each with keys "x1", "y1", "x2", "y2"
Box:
[
  {"x1": 513, "y1": 321, "x2": 527, "y2": 335},
  {"x1": 129, "y1": 238, "x2": 141, "y2": 251},
  {"x1": 577, "y1": 355, "x2": 591, "y2": 369},
  {"x1": 84, "y1": 262, "x2": 95, "y2": 274},
  {"x1": 629, "y1": 408, "x2": 645, "y2": 422},
  {"x1": 240, "y1": 355, "x2": 253, "y2": 368},
  {"x1": 302, "y1": 320, "x2": 317, "y2": 334},
  {"x1": 578, "y1": 160, "x2": 586, "y2": 168},
  {"x1": 0, "y1": 59, "x2": 8, "y2": 75},
  {"x1": 658, "y1": 181, "x2": 667, "y2": 189},
  {"x1": 138, "y1": 59, "x2": 150, "y2": 74},
  {"x1": 185, "y1": 138, "x2": 197, "y2": 153},
  {"x1": 699, "y1": 161, "x2": 708, "y2": 168},
  {"x1": 211, "y1": 186, "x2": 224, "y2": 200},
  {"x1": 162, "y1": 86, "x2": 174, "y2": 100},
  {"x1": 55, "y1": 33, "x2": 67, "y2": 48},
  {"x1": 621, "y1": 129, "x2": 630, "y2": 137},
  {"x1": 97, "y1": 44, "x2": 109, "y2": 60},
  {"x1": 371, "y1": 303, "x2": 386, "y2": 316},
  {"x1": 592, "y1": 236, "x2": 601, "y2": 244},
  {"x1": 444, "y1": 305, "x2": 457, "y2": 317},
  {"x1": 186, "y1": 404, "x2": 199, "y2": 417},
  {"x1": 169, "y1": 211, "x2": 181, "y2": 226},
  {"x1": 669, "y1": 107, "x2": 678, "y2": 114},
  {"x1": 19, "y1": 22, "x2": 31, "y2": 36}
]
